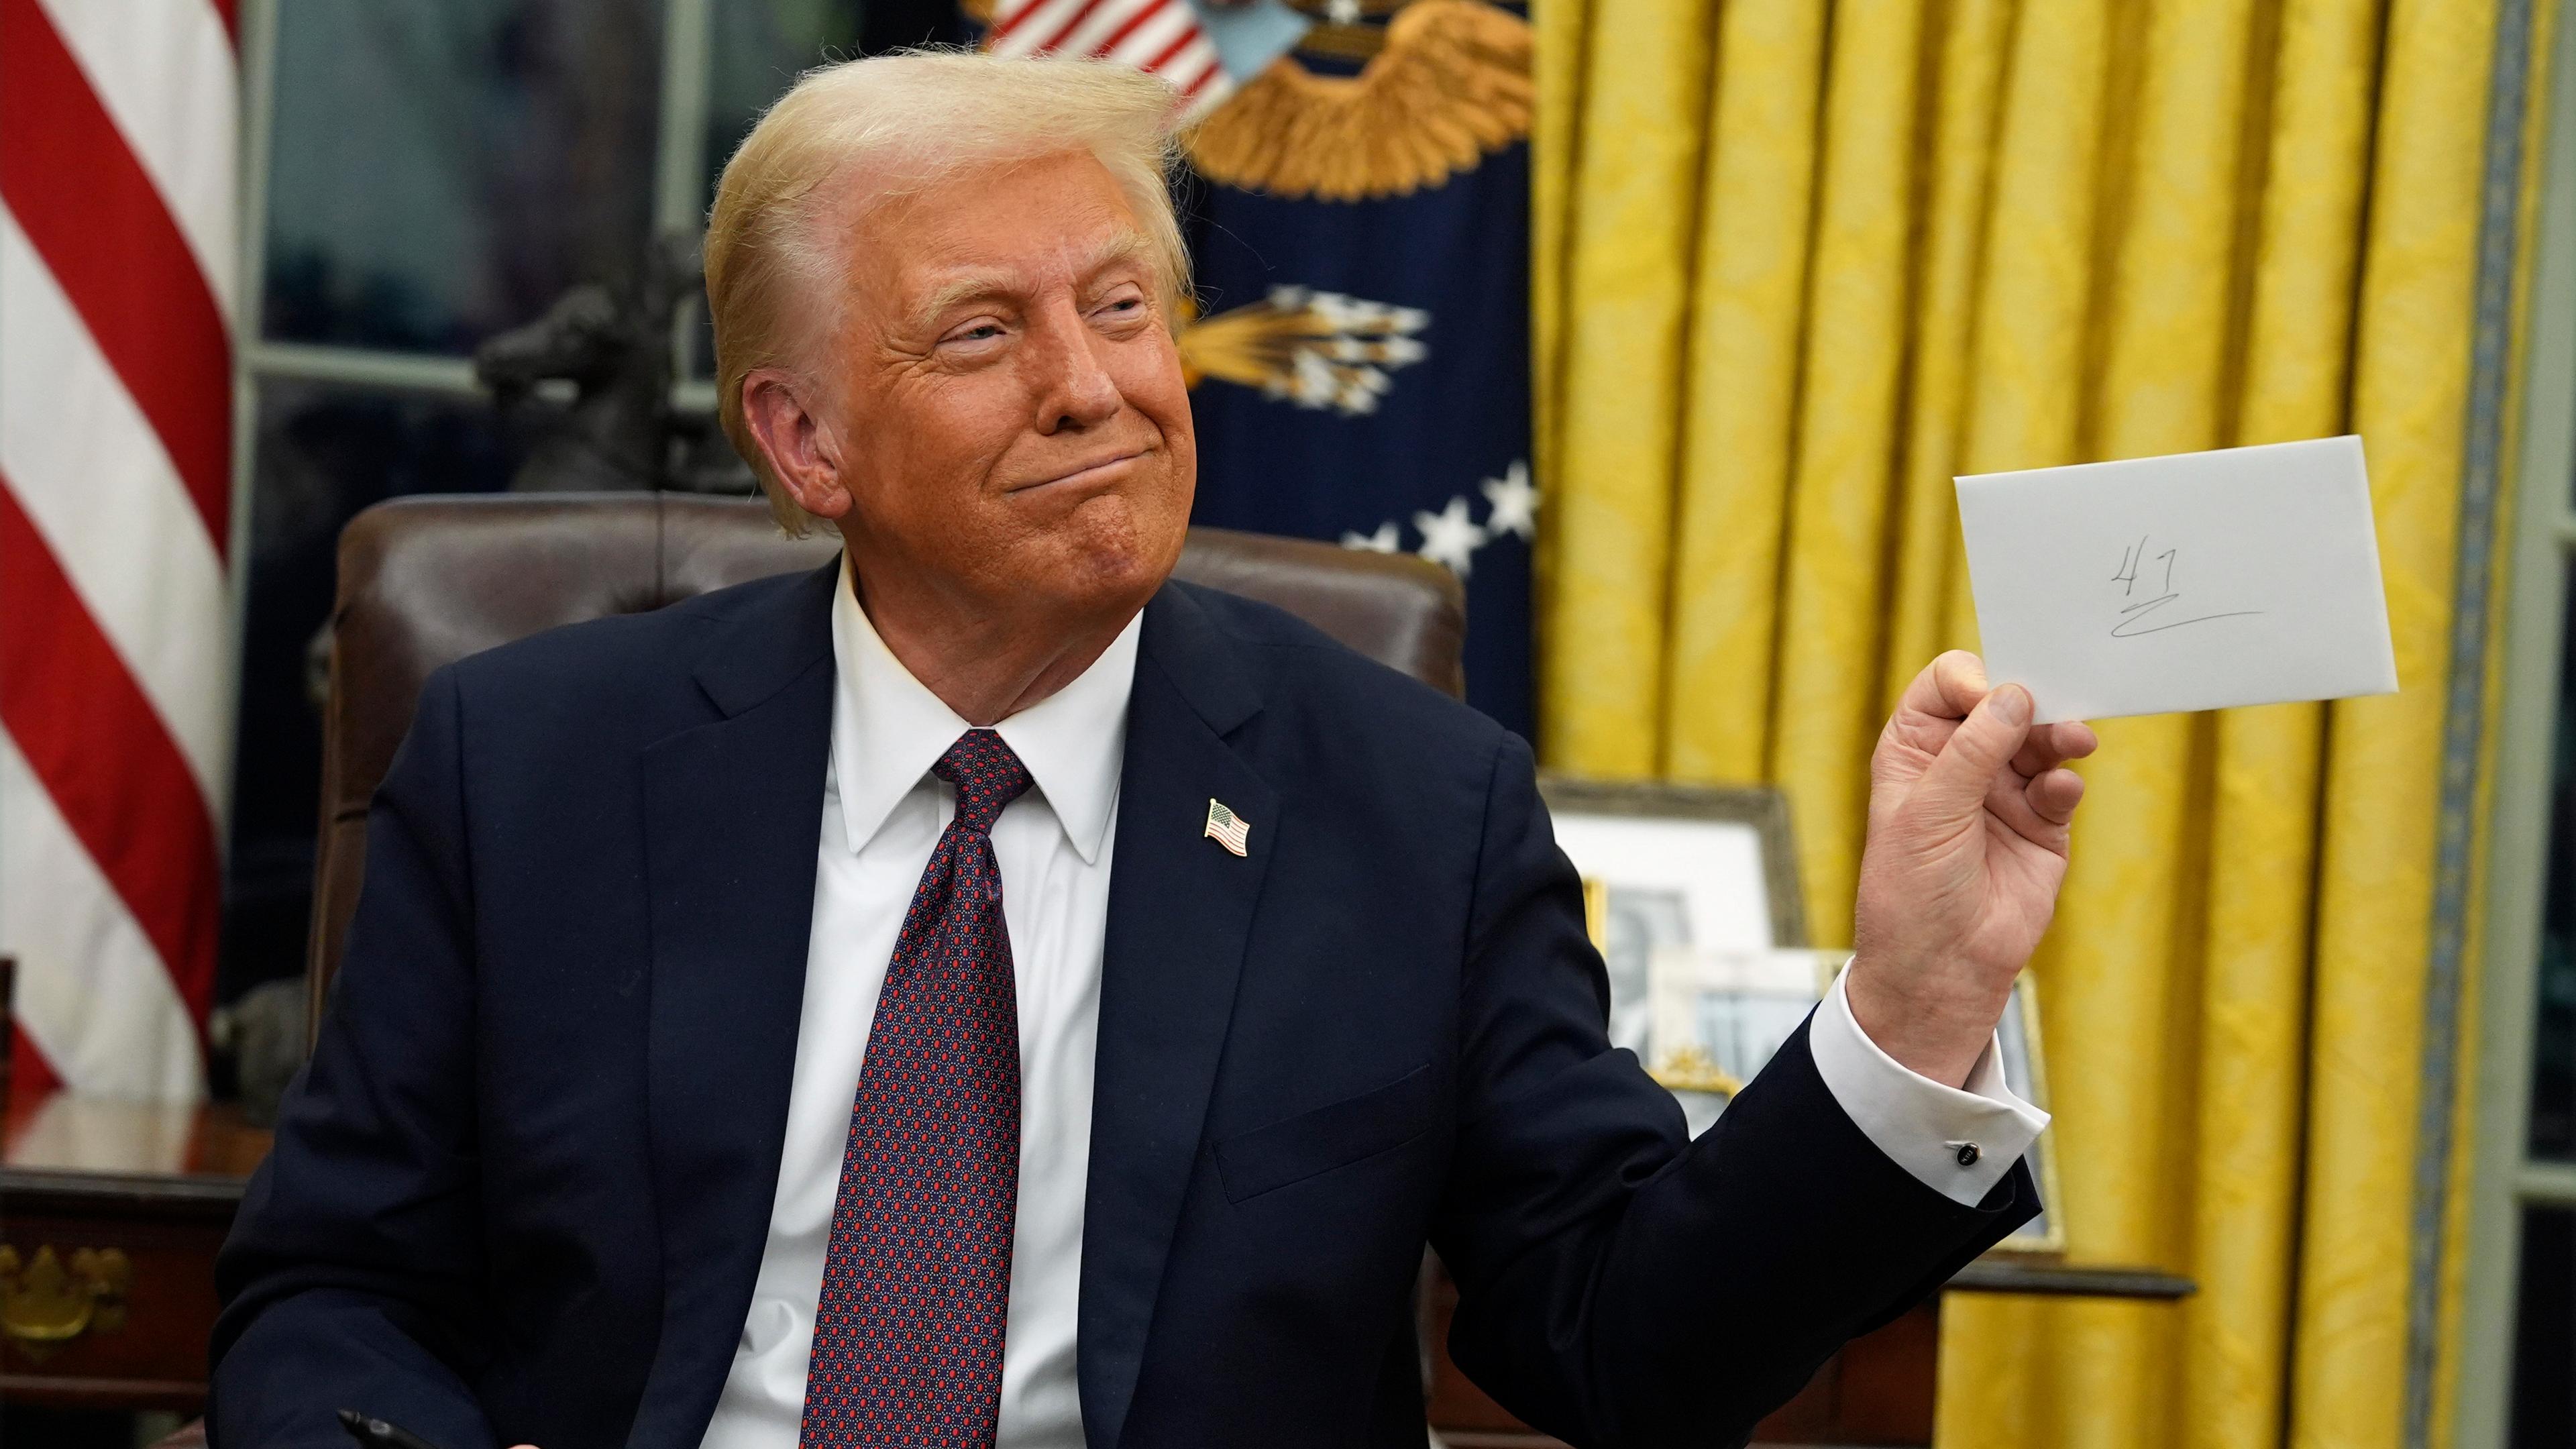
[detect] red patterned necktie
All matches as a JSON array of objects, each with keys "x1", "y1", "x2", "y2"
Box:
[{"x1": 802, "y1": 729, "x2": 1032, "y2": 1448}]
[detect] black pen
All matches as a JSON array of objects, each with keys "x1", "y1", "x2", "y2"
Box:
[{"x1": 337, "y1": 1409, "x2": 446, "y2": 1449}]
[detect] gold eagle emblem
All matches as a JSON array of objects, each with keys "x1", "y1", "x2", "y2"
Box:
[{"x1": 1184, "y1": 0, "x2": 1532, "y2": 201}]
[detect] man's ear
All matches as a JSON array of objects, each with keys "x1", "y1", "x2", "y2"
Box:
[{"x1": 741, "y1": 369, "x2": 853, "y2": 521}]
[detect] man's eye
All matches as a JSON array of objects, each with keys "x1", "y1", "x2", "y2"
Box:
[{"x1": 957, "y1": 323, "x2": 1004, "y2": 341}]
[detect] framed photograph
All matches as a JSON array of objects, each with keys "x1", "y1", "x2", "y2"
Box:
[
  {"x1": 1539, "y1": 776, "x2": 1806, "y2": 1132},
  {"x1": 1644, "y1": 945, "x2": 1843, "y2": 1137},
  {"x1": 1540, "y1": 775, "x2": 1805, "y2": 952},
  {"x1": 1990, "y1": 973, "x2": 2067, "y2": 1255}
]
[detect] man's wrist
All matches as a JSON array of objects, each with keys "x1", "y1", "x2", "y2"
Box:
[{"x1": 1841, "y1": 953, "x2": 2010, "y2": 1090}]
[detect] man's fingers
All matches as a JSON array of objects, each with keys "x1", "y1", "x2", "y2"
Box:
[
  {"x1": 1935, "y1": 652, "x2": 1996, "y2": 718},
  {"x1": 1893, "y1": 650, "x2": 1991, "y2": 725},
  {"x1": 1981, "y1": 767, "x2": 2064, "y2": 847},
  {"x1": 1977, "y1": 765, "x2": 2080, "y2": 853},
  {"x1": 2026, "y1": 766, "x2": 2085, "y2": 826},
  {"x1": 1913, "y1": 683, "x2": 2034, "y2": 822},
  {"x1": 2010, "y1": 720, "x2": 2099, "y2": 778}
]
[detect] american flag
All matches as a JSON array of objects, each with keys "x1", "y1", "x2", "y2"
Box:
[
  {"x1": 985, "y1": 0, "x2": 1234, "y2": 121},
  {"x1": 1, "y1": 0, "x2": 238, "y2": 1103},
  {"x1": 1203, "y1": 798, "x2": 1251, "y2": 857}
]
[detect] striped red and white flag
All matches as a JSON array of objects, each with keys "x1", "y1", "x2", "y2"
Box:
[
  {"x1": 1, "y1": 0, "x2": 238, "y2": 1104},
  {"x1": 986, "y1": 0, "x2": 1234, "y2": 121}
]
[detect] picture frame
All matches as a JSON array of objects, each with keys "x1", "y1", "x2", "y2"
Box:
[
  {"x1": 1539, "y1": 775, "x2": 1807, "y2": 953},
  {"x1": 1641, "y1": 944, "x2": 1845, "y2": 1137},
  {"x1": 1539, "y1": 775, "x2": 1806, "y2": 1134},
  {"x1": 1990, "y1": 973, "x2": 2068, "y2": 1255}
]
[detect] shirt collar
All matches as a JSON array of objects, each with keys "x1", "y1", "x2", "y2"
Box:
[{"x1": 828, "y1": 553, "x2": 1138, "y2": 865}]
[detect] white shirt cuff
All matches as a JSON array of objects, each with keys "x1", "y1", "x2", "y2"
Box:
[{"x1": 1807, "y1": 965, "x2": 2049, "y2": 1208}]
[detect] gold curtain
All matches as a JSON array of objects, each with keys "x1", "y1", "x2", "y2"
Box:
[{"x1": 1531, "y1": 1, "x2": 2558, "y2": 1445}]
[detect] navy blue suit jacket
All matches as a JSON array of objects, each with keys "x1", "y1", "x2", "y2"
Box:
[{"x1": 211, "y1": 561, "x2": 2036, "y2": 1449}]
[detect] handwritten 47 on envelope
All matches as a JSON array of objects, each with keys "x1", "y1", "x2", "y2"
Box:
[{"x1": 1955, "y1": 435, "x2": 2399, "y2": 724}]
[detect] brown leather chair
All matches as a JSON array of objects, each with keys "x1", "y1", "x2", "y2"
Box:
[{"x1": 303, "y1": 492, "x2": 1464, "y2": 1026}]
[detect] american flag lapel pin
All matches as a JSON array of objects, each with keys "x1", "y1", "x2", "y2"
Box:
[{"x1": 1203, "y1": 798, "x2": 1250, "y2": 857}]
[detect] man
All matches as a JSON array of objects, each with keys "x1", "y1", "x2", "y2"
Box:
[{"x1": 212, "y1": 52, "x2": 2097, "y2": 1449}]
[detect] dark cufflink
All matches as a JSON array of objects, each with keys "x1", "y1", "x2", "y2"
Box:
[{"x1": 1947, "y1": 1141, "x2": 1982, "y2": 1167}]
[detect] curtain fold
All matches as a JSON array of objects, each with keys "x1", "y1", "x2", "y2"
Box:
[
  {"x1": 2287, "y1": 1, "x2": 2497, "y2": 1440},
  {"x1": 1661, "y1": 1, "x2": 1825, "y2": 784},
  {"x1": 1529, "y1": 0, "x2": 2557, "y2": 1443},
  {"x1": 1542, "y1": 0, "x2": 1716, "y2": 777},
  {"x1": 1768, "y1": 1, "x2": 1927, "y2": 936}
]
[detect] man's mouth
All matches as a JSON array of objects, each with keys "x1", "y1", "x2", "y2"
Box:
[{"x1": 1012, "y1": 447, "x2": 1149, "y2": 494}]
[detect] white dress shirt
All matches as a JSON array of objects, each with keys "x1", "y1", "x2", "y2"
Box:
[
  {"x1": 702, "y1": 559, "x2": 1133, "y2": 1449},
  {"x1": 1809, "y1": 967, "x2": 2049, "y2": 1206},
  {"x1": 699, "y1": 560, "x2": 2045, "y2": 1449}
]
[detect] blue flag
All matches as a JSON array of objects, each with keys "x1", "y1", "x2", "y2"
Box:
[{"x1": 1173, "y1": 0, "x2": 1535, "y2": 737}]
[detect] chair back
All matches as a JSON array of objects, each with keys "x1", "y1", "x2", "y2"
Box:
[{"x1": 306, "y1": 492, "x2": 1466, "y2": 1020}]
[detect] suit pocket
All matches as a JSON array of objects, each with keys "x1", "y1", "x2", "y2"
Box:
[{"x1": 1214, "y1": 1063, "x2": 1436, "y2": 1204}]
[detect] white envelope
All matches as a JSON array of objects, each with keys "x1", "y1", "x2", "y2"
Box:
[{"x1": 1955, "y1": 436, "x2": 2399, "y2": 723}]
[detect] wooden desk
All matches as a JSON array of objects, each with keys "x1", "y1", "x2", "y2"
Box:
[
  {"x1": 1424, "y1": 1258, "x2": 2195, "y2": 1448},
  {"x1": 0, "y1": 1093, "x2": 271, "y2": 1411}
]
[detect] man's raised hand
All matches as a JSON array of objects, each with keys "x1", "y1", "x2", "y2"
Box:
[{"x1": 1845, "y1": 652, "x2": 2098, "y2": 1088}]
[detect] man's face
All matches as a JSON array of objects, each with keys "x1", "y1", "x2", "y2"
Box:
[{"x1": 819, "y1": 149, "x2": 1195, "y2": 623}]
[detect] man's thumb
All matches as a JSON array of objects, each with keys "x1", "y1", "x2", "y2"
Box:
[{"x1": 1913, "y1": 684, "x2": 2032, "y2": 822}]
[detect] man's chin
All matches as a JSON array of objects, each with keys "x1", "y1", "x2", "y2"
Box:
[{"x1": 1040, "y1": 506, "x2": 1183, "y2": 614}]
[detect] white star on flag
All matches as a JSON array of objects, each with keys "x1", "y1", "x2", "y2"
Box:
[
  {"x1": 1341, "y1": 521, "x2": 1401, "y2": 553},
  {"x1": 1481, "y1": 460, "x2": 1538, "y2": 540},
  {"x1": 1413, "y1": 495, "x2": 1487, "y2": 578}
]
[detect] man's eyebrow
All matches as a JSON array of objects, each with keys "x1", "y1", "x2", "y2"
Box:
[
  {"x1": 908, "y1": 231, "x2": 1160, "y2": 334},
  {"x1": 1078, "y1": 231, "x2": 1157, "y2": 285},
  {"x1": 912, "y1": 272, "x2": 1018, "y2": 333}
]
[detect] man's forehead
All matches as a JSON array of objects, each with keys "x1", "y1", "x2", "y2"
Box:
[
  {"x1": 824, "y1": 164, "x2": 1153, "y2": 323},
  {"x1": 847, "y1": 153, "x2": 1138, "y2": 266},
  {"x1": 920, "y1": 223, "x2": 1151, "y2": 278}
]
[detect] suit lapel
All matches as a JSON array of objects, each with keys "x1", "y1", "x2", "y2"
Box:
[
  {"x1": 1079, "y1": 584, "x2": 1278, "y2": 1449},
  {"x1": 629, "y1": 560, "x2": 840, "y2": 1449}
]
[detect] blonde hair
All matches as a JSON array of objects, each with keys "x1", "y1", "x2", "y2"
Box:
[{"x1": 704, "y1": 50, "x2": 1191, "y2": 535}]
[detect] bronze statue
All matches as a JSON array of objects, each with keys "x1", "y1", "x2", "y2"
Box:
[{"x1": 472, "y1": 231, "x2": 755, "y2": 496}]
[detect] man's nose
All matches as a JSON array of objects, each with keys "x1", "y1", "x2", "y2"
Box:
[{"x1": 1030, "y1": 309, "x2": 1123, "y2": 433}]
